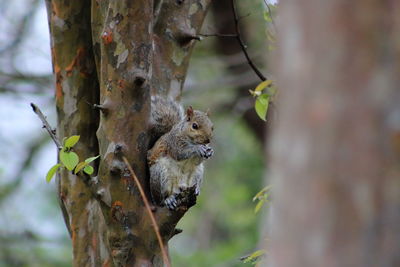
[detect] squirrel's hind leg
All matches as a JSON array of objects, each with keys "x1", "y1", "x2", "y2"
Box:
[{"x1": 149, "y1": 161, "x2": 171, "y2": 205}]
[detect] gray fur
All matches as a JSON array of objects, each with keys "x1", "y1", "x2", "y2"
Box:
[
  {"x1": 148, "y1": 96, "x2": 214, "y2": 210},
  {"x1": 149, "y1": 95, "x2": 184, "y2": 142}
]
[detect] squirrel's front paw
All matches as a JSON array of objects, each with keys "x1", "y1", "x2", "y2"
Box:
[
  {"x1": 164, "y1": 195, "x2": 178, "y2": 210},
  {"x1": 199, "y1": 145, "x2": 214, "y2": 159}
]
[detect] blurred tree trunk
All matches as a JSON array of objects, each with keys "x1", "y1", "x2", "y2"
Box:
[
  {"x1": 45, "y1": 1, "x2": 211, "y2": 266},
  {"x1": 268, "y1": 0, "x2": 400, "y2": 266}
]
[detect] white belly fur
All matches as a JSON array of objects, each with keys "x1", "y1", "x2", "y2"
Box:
[{"x1": 156, "y1": 156, "x2": 203, "y2": 195}]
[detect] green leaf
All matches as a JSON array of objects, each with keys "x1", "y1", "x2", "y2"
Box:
[
  {"x1": 263, "y1": 10, "x2": 272, "y2": 22},
  {"x1": 242, "y1": 249, "x2": 266, "y2": 264},
  {"x1": 73, "y1": 155, "x2": 99, "y2": 174},
  {"x1": 255, "y1": 94, "x2": 270, "y2": 121},
  {"x1": 59, "y1": 151, "x2": 79, "y2": 171},
  {"x1": 254, "y1": 80, "x2": 273, "y2": 92},
  {"x1": 74, "y1": 162, "x2": 88, "y2": 174},
  {"x1": 83, "y1": 165, "x2": 94, "y2": 175},
  {"x1": 258, "y1": 94, "x2": 269, "y2": 104},
  {"x1": 253, "y1": 185, "x2": 271, "y2": 201},
  {"x1": 85, "y1": 155, "x2": 100, "y2": 163},
  {"x1": 64, "y1": 135, "x2": 80, "y2": 148},
  {"x1": 254, "y1": 199, "x2": 265, "y2": 214},
  {"x1": 46, "y1": 164, "x2": 61, "y2": 183}
]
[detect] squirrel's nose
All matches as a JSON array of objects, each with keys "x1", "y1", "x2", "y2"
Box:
[{"x1": 205, "y1": 138, "x2": 210, "y2": 144}]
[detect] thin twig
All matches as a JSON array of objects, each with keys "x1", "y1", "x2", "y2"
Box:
[
  {"x1": 30, "y1": 103, "x2": 62, "y2": 149},
  {"x1": 231, "y1": 0, "x2": 267, "y2": 81},
  {"x1": 122, "y1": 157, "x2": 171, "y2": 267},
  {"x1": 263, "y1": 0, "x2": 277, "y2": 30},
  {"x1": 199, "y1": 33, "x2": 238, "y2": 38}
]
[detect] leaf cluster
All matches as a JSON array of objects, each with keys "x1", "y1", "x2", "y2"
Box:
[{"x1": 45, "y1": 135, "x2": 99, "y2": 182}]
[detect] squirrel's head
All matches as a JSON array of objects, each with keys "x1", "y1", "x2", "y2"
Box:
[{"x1": 184, "y1": 106, "x2": 214, "y2": 145}]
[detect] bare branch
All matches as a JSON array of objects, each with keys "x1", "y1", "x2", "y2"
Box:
[
  {"x1": 199, "y1": 33, "x2": 238, "y2": 38},
  {"x1": 30, "y1": 103, "x2": 62, "y2": 149},
  {"x1": 231, "y1": 0, "x2": 267, "y2": 81},
  {"x1": 0, "y1": 71, "x2": 52, "y2": 95},
  {"x1": 263, "y1": 0, "x2": 277, "y2": 30}
]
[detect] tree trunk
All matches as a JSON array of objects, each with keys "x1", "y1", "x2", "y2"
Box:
[
  {"x1": 45, "y1": 1, "x2": 211, "y2": 266},
  {"x1": 268, "y1": 1, "x2": 400, "y2": 266}
]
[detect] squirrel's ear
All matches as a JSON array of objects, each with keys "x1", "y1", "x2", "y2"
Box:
[
  {"x1": 205, "y1": 108, "x2": 211, "y2": 117},
  {"x1": 186, "y1": 106, "x2": 194, "y2": 121}
]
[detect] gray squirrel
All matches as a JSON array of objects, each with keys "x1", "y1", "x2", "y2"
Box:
[{"x1": 147, "y1": 96, "x2": 214, "y2": 210}]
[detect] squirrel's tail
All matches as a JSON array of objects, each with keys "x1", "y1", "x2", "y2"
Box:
[{"x1": 149, "y1": 95, "x2": 184, "y2": 143}]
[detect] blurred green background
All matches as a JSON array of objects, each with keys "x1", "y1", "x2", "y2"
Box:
[{"x1": 0, "y1": 0, "x2": 272, "y2": 266}]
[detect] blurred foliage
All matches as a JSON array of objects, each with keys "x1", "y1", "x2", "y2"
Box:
[
  {"x1": 241, "y1": 249, "x2": 266, "y2": 265},
  {"x1": 0, "y1": 0, "x2": 270, "y2": 266},
  {"x1": 170, "y1": 117, "x2": 264, "y2": 267},
  {"x1": 0, "y1": 232, "x2": 71, "y2": 267},
  {"x1": 253, "y1": 185, "x2": 271, "y2": 214}
]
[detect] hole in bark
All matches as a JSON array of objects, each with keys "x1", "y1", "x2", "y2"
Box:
[
  {"x1": 110, "y1": 162, "x2": 123, "y2": 176},
  {"x1": 177, "y1": 34, "x2": 201, "y2": 47},
  {"x1": 114, "y1": 143, "x2": 125, "y2": 156},
  {"x1": 134, "y1": 76, "x2": 146, "y2": 86}
]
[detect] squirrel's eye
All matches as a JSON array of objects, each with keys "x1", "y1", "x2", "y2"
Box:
[{"x1": 192, "y1": 123, "x2": 199, "y2": 130}]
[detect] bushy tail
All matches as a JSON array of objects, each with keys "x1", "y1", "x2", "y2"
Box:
[{"x1": 149, "y1": 95, "x2": 184, "y2": 144}]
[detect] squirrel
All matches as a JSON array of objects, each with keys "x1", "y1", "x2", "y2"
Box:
[{"x1": 147, "y1": 96, "x2": 214, "y2": 210}]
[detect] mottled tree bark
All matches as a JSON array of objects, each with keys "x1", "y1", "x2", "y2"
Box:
[
  {"x1": 268, "y1": 1, "x2": 400, "y2": 267},
  {"x1": 45, "y1": 0, "x2": 211, "y2": 266}
]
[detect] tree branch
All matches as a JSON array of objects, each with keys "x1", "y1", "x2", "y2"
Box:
[
  {"x1": 200, "y1": 1, "x2": 267, "y2": 82},
  {"x1": 230, "y1": 0, "x2": 267, "y2": 81},
  {"x1": 263, "y1": 0, "x2": 277, "y2": 30},
  {"x1": 30, "y1": 103, "x2": 62, "y2": 149},
  {"x1": 199, "y1": 33, "x2": 238, "y2": 38}
]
